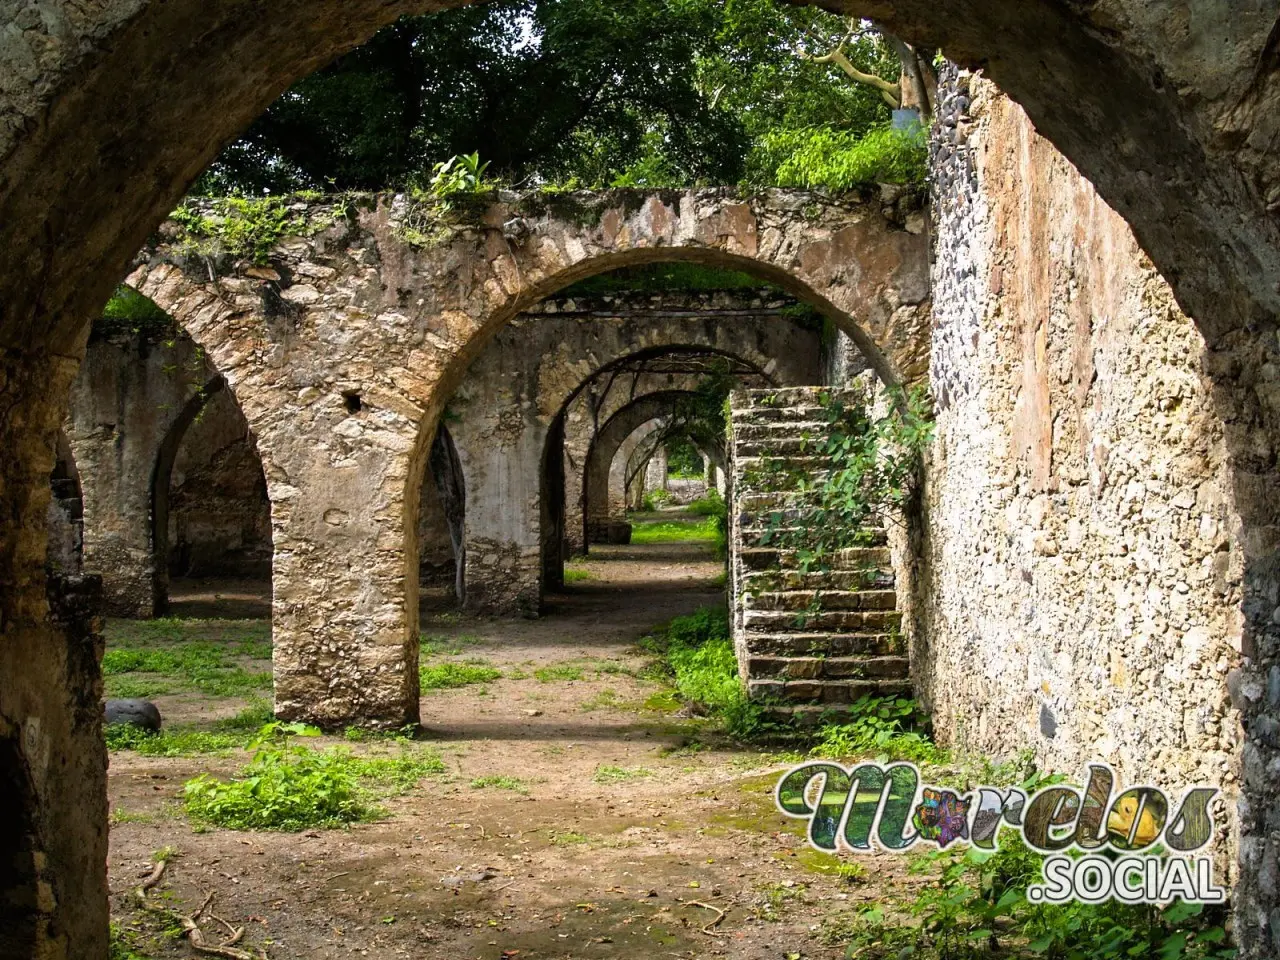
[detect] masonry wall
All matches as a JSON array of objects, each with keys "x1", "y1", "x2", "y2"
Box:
[
  {"x1": 167, "y1": 387, "x2": 271, "y2": 579},
  {"x1": 919, "y1": 71, "x2": 1243, "y2": 860}
]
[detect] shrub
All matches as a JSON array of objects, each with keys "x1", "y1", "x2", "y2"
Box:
[
  {"x1": 766, "y1": 123, "x2": 927, "y2": 191},
  {"x1": 184, "y1": 742, "x2": 371, "y2": 831},
  {"x1": 809, "y1": 694, "x2": 948, "y2": 765}
]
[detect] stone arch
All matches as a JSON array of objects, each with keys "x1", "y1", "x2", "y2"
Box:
[
  {"x1": 583, "y1": 390, "x2": 720, "y2": 542},
  {"x1": 6, "y1": 8, "x2": 1280, "y2": 956},
  {"x1": 555, "y1": 343, "x2": 778, "y2": 554}
]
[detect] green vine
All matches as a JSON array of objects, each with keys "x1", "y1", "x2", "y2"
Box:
[{"x1": 757, "y1": 385, "x2": 933, "y2": 570}]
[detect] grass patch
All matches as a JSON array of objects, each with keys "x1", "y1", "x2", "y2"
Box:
[
  {"x1": 470, "y1": 775, "x2": 528, "y2": 793},
  {"x1": 534, "y1": 663, "x2": 584, "y2": 683},
  {"x1": 343, "y1": 724, "x2": 417, "y2": 743},
  {"x1": 183, "y1": 727, "x2": 444, "y2": 831},
  {"x1": 629, "y1": 517, "x2": 719, "y2": 544},
  {"x1": 101, "y1": 619, "x2": 272, "y2": 699},
  {"x1": 592, "y1": 764, "x2": 652, "y2": 784},
  {"x1": 581, "y1": 688, "x2": 624, "y2": 711},
  {"x1": 548, "y1": 830, "x2": 590, "y2": 846},
  {"x1": 213, "y1": 700, "x2": 275, "y2": 731},
  {"x1": 563, "y1": 567, "x2": 594, "y2": 583},
  {"x1": 640, "y1": 607, "x2": 767, "y2": 739},
  {"x1": 420, "y1": 633, "x2": 482, "y2": 656},
  {"x1": 105, "y1": 724, "x2": 244, "y2": 757},
  {"x1": 419, "y1": 660, "x2": 502, "y2": 690}
]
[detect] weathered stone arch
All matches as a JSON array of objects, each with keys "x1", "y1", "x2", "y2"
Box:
[
  {"x1": 583, "y1": 391, "x2": 713, "y2": 538},
  {"x1": 444, "y1": 288, "x2": 822, "y2": 610},
  {"x1": 6, "y1": 8, "x2": 1280, "y2": 955}
]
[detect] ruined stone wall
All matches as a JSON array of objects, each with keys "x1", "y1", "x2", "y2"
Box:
[
  {"x1": 920, "y1": 72, "x2": 1243, "y2": 863},
  {"x1": 449, "y1": 296, "x2": 820, "y2": 611},
  {"x1": 65, "y1": 330, "x2": 218, "y2": 615}
]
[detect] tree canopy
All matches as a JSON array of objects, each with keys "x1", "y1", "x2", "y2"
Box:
[{"x1": 198, "y1": 0, "x2": 921, "y2": 195}]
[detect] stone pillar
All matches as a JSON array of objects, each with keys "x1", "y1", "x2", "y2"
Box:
[
  {"x1": 645, "y1": 446, "x2": 668, "y2": 494},
  {"x1": 452, "y1": 414, "x2": 544, "y2": 617},
  {"x1": 66, "y1": 335, "x2": 215, "y2": 616},
  {"x1": 265, "y1": 408, "x2": 421, "y2": 727},
  {"x1": 610, "y1": 421, "x2": 661, "y2": 520},
  {"x1": 0, "y1": 346, "x2": 110, "y2": 960}
]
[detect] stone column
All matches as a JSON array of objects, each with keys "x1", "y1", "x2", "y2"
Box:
[
  {"x1": 0, "y1": 346, "x2": 110, "y2": 960},
  {"x1": 452, "y1": 413, "x2": 545, "y2": 617},
  {"x1": 645, "y1": 446, "x2": 668, "y2": 494},
  {"x1": 66, "y1": 334, "x2": 215, "y2": 616}
]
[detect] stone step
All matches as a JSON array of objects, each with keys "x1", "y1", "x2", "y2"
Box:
[
  {"x1": 741, "y1": 569, "x2": 894, "y2": 592},
  {"x1": 743, "y1": 589, "x2": 898, "y2": 612},
  {"x1": 747, "y1": 676, "x2": 913, "y2": 705},
  {"x1": 738, "y1": 545, "x2": 892, "y2": 571},
  {"x1": 735, "y1": 437, "x2": 830, "y2": 458},
  {"x1": 732, "y1": 420, "x2": 830, "y2": 441},
  {"x1": 743, "y1": 631, "x2": 903, "y2": 658},
  {"x1": 730, "y1": 407, "x2": 828, "y2": 426},
  {"x1": 733, "y1": 386, "x2": 838, "y2": 406},
  {"x1": 737, "y1": 527, "x2": 889, "y2": 548},
  {"x1": 743, "y1": 608, "x2": 901, "y2": 633},
  {"x1": 746, "y1": 655, "x2": 910, "y2": 681}
]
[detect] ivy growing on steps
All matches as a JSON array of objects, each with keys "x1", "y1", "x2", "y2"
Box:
[{"x1": 757, "y1": 384, "x2": 933, "y2": 570}]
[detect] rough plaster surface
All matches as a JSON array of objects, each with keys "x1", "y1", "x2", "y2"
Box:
[{"x1": 922, "y1": 70, "x2": 1245, "y2": 882}]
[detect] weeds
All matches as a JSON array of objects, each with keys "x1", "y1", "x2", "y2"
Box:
[
  {"x1": 101, "y1": 622, "x2": 271, "y2": 699},
  {"x1": 828, "y1": 833, "x2": 1235, "y2": 959},
  {"x1": 419, "y1": 660, "x2": 502, "y2": 690},
  {"x1": 809, "y1": 694, "x2": 949, "y2": 765},
  {"x1": 535, "y1": 663, "x2": 585, "y2": 683},
  {"x1": 105, "y1": 724, "x2": 244, "y2": 756},
  {"x1": 183, "y1": 724, "x2": 443, "y2": 830},
  {"x1": 470, "y1": 775, "x2": 528, "y2": 793}
]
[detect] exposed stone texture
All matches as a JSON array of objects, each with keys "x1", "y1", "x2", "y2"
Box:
[
  {"x1": 728, "y1": 387, "x2": 907, "y2": 716},
  {"x1": 450, "y1": 292, "x2": 819, "y2": 611},
  {"x1": 46, "y1": 432, "x2": 82, "y2": 576},
  {"x1": 129, "y1": 192, "x2": 913, "y2": 648},
  {"x1": 923, "y1": 70, "x2": 1245, "y2": 881},
  {"x1": 167, "y1": 386, "x2": 271, "y2": 579},
  {"x1": 5, "y1": 8, "x2": 1280, "y2": 958},
  {"x1": 65, "y1": 329, "x2": 218, "y2": 616},
  {"x1": 0, "y1": 339, "x2": 108, "y2": 960}
]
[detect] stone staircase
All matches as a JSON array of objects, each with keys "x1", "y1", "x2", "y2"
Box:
[{"x1": 728, "y1": 387, "x2": 910, "y2": 720}]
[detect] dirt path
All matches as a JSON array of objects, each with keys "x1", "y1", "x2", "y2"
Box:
[{"x1": 109, "y1": 536, "x2": 904, "y2": 959}]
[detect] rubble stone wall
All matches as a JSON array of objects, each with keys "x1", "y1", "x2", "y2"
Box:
[
  {"x1": 920, "y1": 72, "x2": 1244, "y2": 871},
  {"x1": 65, "y1": 330, "x2": 218, "y2": 615}
]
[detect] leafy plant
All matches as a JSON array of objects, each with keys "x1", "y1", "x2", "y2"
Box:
[
  {"x1": 183, "y1": 725, "x2": 444, "y2": 830},
  {"x1": 767, "y1": 123, "x2": 928, "y2": 190},
  {"x1": 758, "y1": 385, "x2": 933, "y2": 570},
  {"x1": 809, "y1": 694, "x2": 947, "y2": 765},
  {"x1": 171, "y1": 196, "x2": 306, "y2": 264}
]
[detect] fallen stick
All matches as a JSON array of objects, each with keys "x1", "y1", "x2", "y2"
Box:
[
  {"x1": 132, "y1": 858, "x2": 265, "y2": 960},
  {"x1": 684, "y1": 900, "x2": 726, "y2": 936}
]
